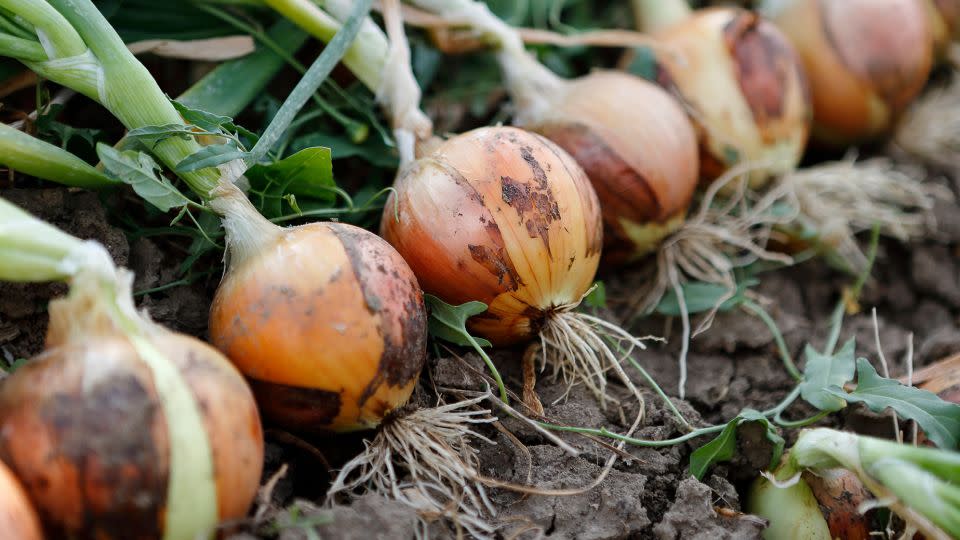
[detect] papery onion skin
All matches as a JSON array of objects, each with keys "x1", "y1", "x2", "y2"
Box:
[
  {"x1": 527, "y1": 71, "x2": 699, "y2": 263},
  {"x1": 647, "y1": 7, "x2": 811, "y2": 187},
  {"x1": 804, "y1": 468, "x2": 873, "y2": 540},
  {"x1": 762, "y1": 0, "x2": 933, "y2": 146},
  {"x1": 380, "y1": 126, "x2": 603, "y2": 346},
  {"x1": 0, "y1": 460, "x2": 42, "y2": 540},
  {"x1": 0, "y1": 333, "x2": 263, "y2": 539},
  {"x1": 209, "y1": 222, "x2": 427, "y2": 433}
]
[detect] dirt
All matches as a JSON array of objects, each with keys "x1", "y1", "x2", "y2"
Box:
[{"x1": 2, "y1": 160, "x2": 959, "y2": 539}]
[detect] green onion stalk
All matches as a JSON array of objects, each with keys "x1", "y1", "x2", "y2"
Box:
[
  {"x1": 0, "y1": 195, "x2": 225, "y2": 539},
  {"x1": 748, "y1": 428, "x2": 960, "y2": 540},
  {"x1": 0, "y1": 122, "x2": 117, "y2": 189}
]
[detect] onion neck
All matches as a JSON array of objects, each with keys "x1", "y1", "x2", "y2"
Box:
[
  {"x1": 409, "y1": 0, "x2": 564, "y2": 126},
  {"x1": 631, "y1": 0, "x2": 692, "y2": 33},
  {"x1": 208, "y1": 181, "x2": 283, "y2": 272}
]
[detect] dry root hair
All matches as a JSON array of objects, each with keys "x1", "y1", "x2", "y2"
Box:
[
  {"x1": 326, "y1": 395, "x2": 498, "y2": 539},
  {"x1": 538, "y1": 285, "x2": 661, "y2": 416},
  {"x1": 625, "y1": 162, "x2": 796, "y2": 398},
  {"x1": 779, "y1": 156, "x2": 941, "y2": 272},
  {"x1": 894, "y1": 71, "x2": 960, "y2": 170}
]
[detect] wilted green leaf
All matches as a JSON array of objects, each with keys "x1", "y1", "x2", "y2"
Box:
[
  {"x1": 171, "y1": 98, "x2": 235, "y2": 132},
  {"x1": 424, "y1": 294, "x2": 492, "y2": 348},
  {"x1": 655, "y1": 278, "x2": 757, "y2": 316},
  {"x1": 689, "y1": 409, "x2": 784, "y2": 479},
  {"x1": 126, "y1": 123, "x2": 197, "y2": 146},
  {"x1": 175, "y1": 144, "x2": 248, "y2": 173},
  {"x1": 689, "y1": 420, "x2": 738, "y2": 480},
  {"x1": 97, "y1": 143, "x2": 191, "y2": 212},
  {"x1": 799, "y1": 338, "x2": 857, "y2": 412},
  {"x1": 828, "y1": 359, "x2": 960, "y2": 449}
]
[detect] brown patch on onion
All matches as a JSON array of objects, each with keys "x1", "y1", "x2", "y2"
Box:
[{"x1": 0, "y1": 332, "x2": 263, "y2": 538}]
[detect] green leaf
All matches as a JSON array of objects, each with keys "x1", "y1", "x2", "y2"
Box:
[
  {"x1": 583, "y1": 281, "x2": 607, "y2": 309},
  {"x1": 689, "y1": 409, "x2": 785, "y2": 479},
  {"x1": 246, "y1": 147, "x2": 335, "y2": 202},
  {"x1": 799, "y1": 338, "x2": 856, "y2": 412},
  {"x1": 171, "y1": 98, "x2": 235, "y2": 133},
  {"x1": 290, "y1": 132, "x2": 398, "y2": 168},
  {"x1": 738, "y1": 409, "x2": 786, "y2": 470},
  {"x1": 97, "y1": 143, "x2": 191, "y2": 212},
  {"x1": 126, "y1": 123, "x2": 196, "y2": 145},
  {"x1": 174, "y1": 144, "x2": 248, "y2": 173},
  {"x1": 424, "y1": 294, "x2": 492, "y2": 348},
  {"x1": 655, "y1": 278, "x2": 757, "y2": 316},
  {"x1": 828, "y1": 359, "x2": 960, "y2": 449},
  {"x1": 689, "y1": 420, "x2": 738, "y2": 480}
]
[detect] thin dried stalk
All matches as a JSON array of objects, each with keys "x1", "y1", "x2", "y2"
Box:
[
  {"x1": 781, "y1": 156, "x2": 939, "y2": 272},
  {"x1": 326, "y1": 395, "x2": 498, "y2": 539},
  {"x1": 540, "y1": 286, "x2": 661, "y2": 412}
]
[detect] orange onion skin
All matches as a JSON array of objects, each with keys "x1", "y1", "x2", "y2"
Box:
[
  {"x1": 0, "y1": 333, "x2": 263, "y2": 539},
  {"x1": 648, "y1": 7, "x2": 811, "y2": 187},
  {"x1": 528, "y1": 71, "x2": 699, "y2": 264},
  {"x1": 0, "y1": 460, "x2": 42, "y2": 540},
  {"x1": 380, "y1": 126, "x2": 603, "y2": 346},
  {"x1": 804, "y1": 469, "x2": 873, "y2": 540},
  {"x1": 209, "y1": 222, "x2": 427, "y2": 433},
  {"x1": 763, "y1": 0, "x2": 933, "y2": 146}
]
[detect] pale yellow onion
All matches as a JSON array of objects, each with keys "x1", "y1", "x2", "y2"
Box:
[
  {"x1": 760, "y1": 0, "x2": 934, "y2": 146},
  {"x1": 634, "y1": 0, "x2": 811, "y2": 188}
]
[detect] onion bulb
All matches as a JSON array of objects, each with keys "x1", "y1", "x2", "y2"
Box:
[
  {"x1": 759, "y1": 0, "x2": 934, "y2": 147},
  {"x1": 0, "y1": 197, "x2": 263, "y2": 540},
  {"x1": 381, "y1": 125, "x2": 602, "y2": 346},
  {"x1": 0, "y1": 460, "x2": 42, "y2": 540},
  {"x1": 632, "y1": 0, "x2": 811, "y2": 188},
  {"x1": 207, "y1": 184, "x2": 427, "y2": 433},
  {"x1": 381, "y1": 125, "x2": 650, "y2": 405},
  {"x1": 409, "y1": 0, "x2": 700, "y2": 261}
]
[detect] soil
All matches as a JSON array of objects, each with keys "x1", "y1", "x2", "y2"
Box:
[{"x1": 3, "y1": 154, "x2": 959, "y2": 539}]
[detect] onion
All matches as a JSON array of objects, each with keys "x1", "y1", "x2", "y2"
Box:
[
  {"x1": 0, "y1": 198, "x2": 263, "y2": 539},
  {"x1": 409, "y1": 0, "x2": 700, "y2": 262},
  {"x1": 759, "y1": 0, "x2": 934, "y2": 147},
  {"x1": 0, "y1": 460, "x2": 42, "y2": 540},
  {"x1": 632, "y1": 0, "x2": 811, "y2": 188},
  {"x1": 207, "y1": 184, "x2": 427, "y2": 433},
  {"x1": 925, "y1": 0, "x2": 960, "y2": 59},
  {"x1": 804, "y1": 468, "x2": 873, "y2": 539}
]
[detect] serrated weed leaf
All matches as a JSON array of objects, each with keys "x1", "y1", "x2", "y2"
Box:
[
  {"x1": 689, "y1": 409, "x2": 784, "y2": 479},
  {"x1": 97, "y1": 143, "x2": 191, "y2": 212},
  {"x1": 828, "y1": 359, "x2": 960, "y2": 449},
  {"x1": 424, "y1": 294, "x2": 492, "y2": 348},
  {"x1": 799, "y1": 338, "x2": 856, "y2": 412},
  {"x1": 175, "y1": 144, "x2": 248, "y2": 174}
]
